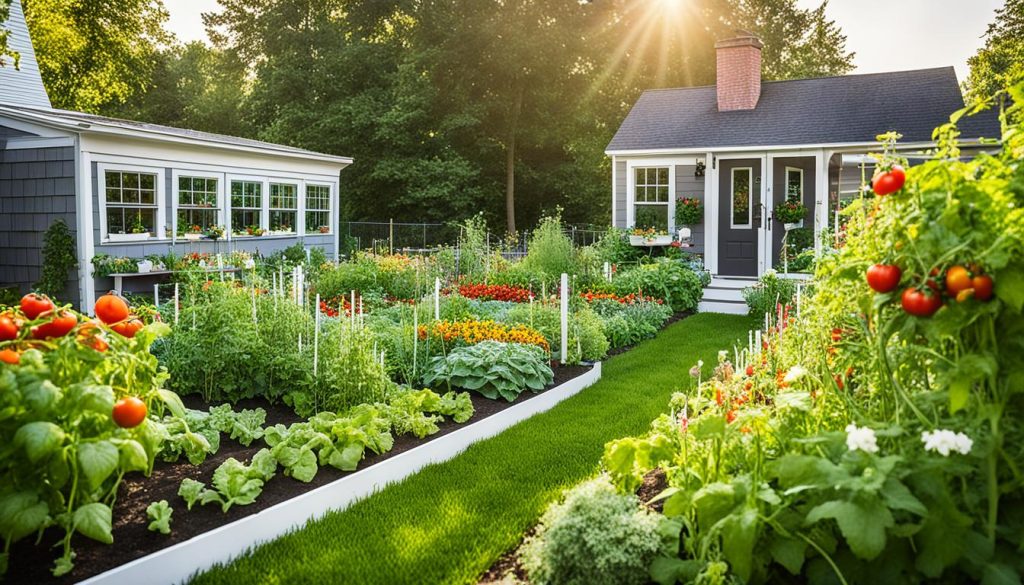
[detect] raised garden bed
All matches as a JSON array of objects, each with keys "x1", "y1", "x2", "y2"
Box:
[{"x1": 7, "y1": 364, "x2": 597, "y2": 585}]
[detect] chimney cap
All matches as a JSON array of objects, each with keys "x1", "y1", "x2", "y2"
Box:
[{"x1": 714, "y1": 30, "x2": 763, "y2": 50}]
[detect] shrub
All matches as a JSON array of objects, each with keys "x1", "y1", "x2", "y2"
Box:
[
  {"x1": 588, "y1": 298, "x2": 672, "y2": 348},
  {"x1": 523, "y1": 213, "x2": 578, "y2": 284},
  {"x1": 741, "y1": 269, "x2": 797, "y2": 316},
  {"x1": 36, "y1": 219, "x2": 77, "y2": 298},
  {"x1": 502, "y1": 304, "x2": 608, "y2": 363},
  {"x1": 612, "y1": 258, "x2": 704, "y2": 312},
  {"x1": 422, "y1": 341, "x2": 553, "y2": 401},
  {"x1": 520, "y1": 477, "x2": 667, "y2": 585},
  {"x1": 587, "y1": 228, "x2": 643, "y2": 266}
]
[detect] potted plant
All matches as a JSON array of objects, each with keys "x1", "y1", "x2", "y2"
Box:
[
  {"x1": 318, "y1": 225, "x2": 330, "y2": 234},
  {"x1": 184, "y1": 224, "x2": 203, "y2": 241},
  {"x1": 629, "y1": 227, "x2": 671, "y2": 246},
  {"x1": 774, "y1": 199, "x2": 807, "y2": 230},
  {"x1": 245, "y1": 225, "x2": 266, "y2": 237},
  {"x1": 675, "y1": 197, "x2": 703, "y2": 227},
  {"x1": 108, "y1": 214, "x2": 151, "y2": 242},
  {"x1": 205, "y1": 225, "x2": 225, "y2": 241}
]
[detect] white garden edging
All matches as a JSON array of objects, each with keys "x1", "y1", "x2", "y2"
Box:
[{"x1": 79, "y1": 362, "x2": 602, "y2": 585}]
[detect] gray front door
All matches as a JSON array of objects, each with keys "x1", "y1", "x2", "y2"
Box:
[{"x1": 718, "y1": 158, "x2": 761, "y2": 276}]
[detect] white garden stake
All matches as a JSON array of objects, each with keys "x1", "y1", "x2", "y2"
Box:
[
  {"x1": 174, "y1": 283, "x2": 179, "y2": 325},
  {"x1": 748, "y1": 330, "x2": 753, "y2": 355},
  {"x1": 153, "y1": 284, "x2": 159, "y2": 307},
  {"x1": 412, "y1": 302, "x2": 418, "y2": 378},
  {"x1": 350, "y1": 290, "x2": 356, "y2": 327},
  {"x1": 314, "y1": 293, "x2": 320, "y2": 377},
  {"x1": 560, "y1": 273, "x2": 569, "y2": 365},
  {"x1": 434, "y1": 277, "x2": 441, "y2": 321},
  {"x1": 755, "y1": 330, "x2": 762, "y2": 352}
]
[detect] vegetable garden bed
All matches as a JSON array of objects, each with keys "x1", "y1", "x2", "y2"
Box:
[{"x1": 8, "y1": 364, "x2": 597, "y2": 585}]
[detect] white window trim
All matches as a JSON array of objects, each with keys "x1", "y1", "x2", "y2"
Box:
[
  {"x1": 171, "y1": 169, "x2": 226, "y2": 243},
  {"x1": 784, "y1": 166, "x2": 804, "y2": 202},
  {"x1": 268, "y1": 181, "x2": 301, "y2": 235},
  {"x1": 96, "y1": 162, "x2": 166, "y2": 243},
  {"x1": 227, "y1": 174, "x2": 269, "y2": 239},
  {"x1": 729, "y1": 167, "x2": 753, "y2": 230},
  {"x1": 625, "y1": 161, "x2": 676, "y2": 231},
  {"x1": 304, "y1": 181, "x2": 333, "y2": 236}
]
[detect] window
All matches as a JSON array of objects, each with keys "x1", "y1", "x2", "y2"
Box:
[
  {"x1": 633, "y1": 167, "x2": 670, "y2": 230},
  {"x1": 305, "y1": 184, "x2": 331, "y2": 234},
  {"x1": 177, "y1": 176, "x2": 219, "y2": 235},
  {"x1": 105, "y1": 170, "x2": 157, "y2": 236},
  {"x1": 731, "y1": 168, "x2": 752, "y2": 228},
  {"x1": 269, "y1": 183, "x2": 297, "y2": 233},
  {"x1": 231, "y1": 180, "x2": 263, "y2": 235},
  {"x1": 785, "y1": 167, "x2": 803, "y2": 201}
]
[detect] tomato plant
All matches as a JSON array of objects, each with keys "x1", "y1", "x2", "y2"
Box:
[
  {"x1": 112, "y1": 397, "x2": 148, "y2": 428},
  {"x1": 0, "y1": 315, "x2": 18, "y2": 341},
  {"x1": 865, "y1": 263, "x2": 902, "y2": 292},
  {"x1": 19, "y1": 293, "x2": 54, "y2": 320},
  {"x1": 94, "y1": 292, "x2": 130, "y2": 325},
  {"x1": 30, "y1": 310, "x2": 78, "y2": 339},
  {"x1": 870, "y1": 164, "x2": 905, "y2": 195},
  {"x1": 900, "y1": 287, "x2": 943, "y2": 317}
]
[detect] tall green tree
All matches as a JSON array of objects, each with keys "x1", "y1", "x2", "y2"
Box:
[
  {"x1": 23, "y1": 0, "x2": 171, "y2": 112},
  {"x1": 966, "y1": 0, "x2": 1024, "y2": 101}
]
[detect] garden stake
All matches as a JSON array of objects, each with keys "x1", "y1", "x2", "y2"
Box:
[
  {"x1": 560, "y1": 273, "x2": 568, "y2": 365},
  {"x1": 252, "y1": 287, "x2": 257, "y2": 324},
  {"x1": 434, "y1": 278, "x2": 441, "y2": 320},
  {"x1": 153, "y1": 284, "x2": 159, "y2": 307},
  {"x1": 174, "y1": 283, "x2": 179, "y2": 325},
  {"x1": 350, "y1": 290, "x2": 356, "y2": 327},
  {"x1": 412, "y1": 301, "x2": 418, "y2": 378},
  {"x1": 314, "y1": 293, "x2": 320, "y2": 377}
]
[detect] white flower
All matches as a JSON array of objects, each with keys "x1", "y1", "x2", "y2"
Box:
[
  {"x1": 921, "y1": 429, "x2": 973, "y2": 456},
  {"x1": 718, "y1": 350, "x2": 728, "y2": 363},
  {"x1": 697, "y1": 359, "x2": 704, "y2": 368},
  {"x1": 783, "y1": 365, "x2": 808, "y2": 384},
  {"x1": 845, "y1": 424, "x2": 879, "y2": 454},
  {"x1": 764, "y1": 268, "x2": 778, "y2": 277}
]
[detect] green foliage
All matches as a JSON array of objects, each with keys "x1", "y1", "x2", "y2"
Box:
[
  {"x1": 520, "y1": 477, "x2": 668, "y2": 585},
  {"x1": 966, "y1": 0, "x2": 1024, "y2": 101},
  {"x1": 741, "y1": 270, "x2": 797, "y2": 316},
  {"x1": 36, "y1": 219, "x2": 77, "y2": 299},
  {"x1": 612, "y1": 259, "x2": 705, "y2": 313},
  {"x1": 588, "y1": 229, "x2": 644, "y2": 266},
  {"x1": 522, "y1": 213, "x2": 578, "y2": 285},
  {"x1": 182, "y1": 449, "x2": 277, "y2": 513},
  {"x1": 589, "y1": 299, "x2": 673, "y2": 349},
  {"x1": 423, "y1": 341, "x2": 553, "y2": 402},
  {"x1": 24, "y1": 0, "x2": 171, "y2": 112},
  {"x1": 502, "y1": 303, "x2": 608, "y2": 364},
  {"x1": 146, "y1": 500, "x2": 173, "y2": 535},
  {"x1": 91, "y1": 254, "x2": 139, "y2": 278}
]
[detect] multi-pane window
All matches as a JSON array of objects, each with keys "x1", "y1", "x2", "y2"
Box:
[
  {"x1": 231, "y1": 180, "x2": 263, "y2": 235},
  {"x1": 633, "y1": 167, "x2": 669, "y2": 230},
  {"x1": 785, "y1": 168, "x2": 803, "y2": 201},
  {"x1": 305, "y1": 184, "x2": 331, "y2": 234},
  {"x1": 177, "y1": 176, "x2": 218, "y2": 234},
  {"x1": 731, "y1": 168, "x2": 752, "y2": 228},
  {"x1": 105, "y1": 171, "x2": 157, "y2": 236},
  {"x1": 269, "y1": 183, "x2": 297, "y2": 233}
]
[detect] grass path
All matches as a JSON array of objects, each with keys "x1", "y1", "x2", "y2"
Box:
[{"x1": 191, "y1": 313, "x2": 753, "y2": 585}]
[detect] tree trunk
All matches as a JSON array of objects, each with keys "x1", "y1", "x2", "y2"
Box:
[{"x1": 505, "y1": 83, "x2": 524, "y2": 235}]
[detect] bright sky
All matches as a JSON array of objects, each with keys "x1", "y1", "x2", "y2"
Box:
[{"x1": 165, "y1": 0, "x2": 1004, "y2": 83}]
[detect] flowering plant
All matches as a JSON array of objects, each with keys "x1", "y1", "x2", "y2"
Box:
[
  {"x1": 774, "y1": 199, "x2": 807, "y2": 224},
  {"x1": 418, "y1": 320, "x2": 549, "y2": 352},
  {"x1": 579, "y1": 291, "x2": 662, "y2": 305},
  {"x1": 674, "y1": 196, "x2": 703, "y2": 225},
  {"x1": 456, "y1": 283, "x2": 532, "y2": 303}
]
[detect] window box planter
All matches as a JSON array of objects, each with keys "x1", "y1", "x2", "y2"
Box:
[
  {"x1": 107, "y1": 233, "x2": 151, "y2": 243},
  {"x1": 183, "y1": 233, "x2": 203, "y2": 241},
  {"x1": 136, "y1": 260, "x2": 153, "y2": 274},
  {"x1": 630, "y1": 235, "x2": 673, "y2": 246}
]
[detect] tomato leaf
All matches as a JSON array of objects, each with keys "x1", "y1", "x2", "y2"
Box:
[
  {"x1": 947, "y1": 378, "x2": 971, "y2": 414},
  {"x1": 14, "y1": 421, "x2": 65, "y2": 463},
  {"x1": 117, "y1": 439, "x2": 149, "y2": 473},
  {"x1": 719, "y1": 507, "x2": 759, "y2": 581},
  {"x1": 73, "y1": 503, "x2": 113, "y2": 544},
  {"x1": 78, "y1": 440, "x2": 120, "y2": 491},
  {"x1": 0, "y1": 491, "x2": 50, "y2": 542},
  {"x1": 805, "y1": 498, "x2": 893, "y2": 560},
  {"x1": 769, "y1": 535, "x2": 807, "y2": 575}
]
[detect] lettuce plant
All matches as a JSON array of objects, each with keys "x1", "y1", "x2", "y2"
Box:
[{"x1": 423, "y1": 341, "x2": 553, "y2": 401}]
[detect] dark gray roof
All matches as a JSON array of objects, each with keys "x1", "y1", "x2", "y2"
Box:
[
  {"x1": 607, "y1": 67, "x2": 1001, "y2": 152},
  {"x1": 0, "y1": 103, "x2": 352, "y2": 163}
]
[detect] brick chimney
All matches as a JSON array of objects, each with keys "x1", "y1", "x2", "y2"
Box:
[{"x1": 715, "y1": 32, "x2": 763, "y2": 111}]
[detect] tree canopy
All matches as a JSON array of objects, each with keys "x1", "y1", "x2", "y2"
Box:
[{"x1": 965, "y1": 0, "x2": 1024, "y2": 102}]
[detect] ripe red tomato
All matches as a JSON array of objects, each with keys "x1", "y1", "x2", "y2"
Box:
[
  {"x1": 834, "y1": 375, "x2": 844, "y2": 390},
  {"x1": 111, "y1": 317, "x2": 144, "y2": 338},
  {"x1": 831, "y1": 328, "x2": 843, "y2": 342},
  {"x1": 866, "y1": 264, "x2": 902, "y2": 293},
  {"x1": 94, "y1": 293, "x2": 130, "y2": 325},
  {"x1": 972, "y1": 275, "x2": 994, "y2": 301},
  {"x1": 745, "y1": 365, "x2": 754, "y2": 377},
  {"x1": 112, "y1": 397, "x2": 148, "y2": 428},
  {"x1": 31, "y1": 311, "x2": 78, "y2": 339},
  {"x1": 77, "y1": 322, "x2": 109, "y2": 352},
  {"x1": 20, "y1": 293, "x2": 54, "y2": 320},
  {"x1": 871, "y1": 165, "x2": 906, "y2": 196},
  {"x1": 945, "y1": 266, "x2": 972, "y2": 296},
  {"x1": 0, "y1": 349, "x2": 19, "y2": 365},
  {"x1": 901, "y1": 287, "x2": 942, "y2": 317},
  {"x1": 0, "y1": 315, "x2": 19, "y2": 341}
]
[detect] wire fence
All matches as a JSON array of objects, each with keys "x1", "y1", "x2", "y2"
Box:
[{"x1": 341, "y1": 220, "x2": 609, "y2": 257}]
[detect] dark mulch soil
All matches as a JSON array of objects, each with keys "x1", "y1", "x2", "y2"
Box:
[
  {"x1": 7, "y1": 364, "x2": 592, "y2": 585},
  {"x1": 476, "y1": 467, "x2": 670, "y2": 584}
]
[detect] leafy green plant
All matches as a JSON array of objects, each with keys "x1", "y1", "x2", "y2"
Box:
[
  {"x1": 612, "y1": 258, "x2": 705, "y2": 313},
  {"x1": 520, "y1": 477, "x2": 670, "y2": 585},
  {"x1": 146, "y1": 500, "x2": 173, "y2": 535},
  {"x1": 36, "y1": 219, "x2": 77, "y2": 298},
  {"x1": 180, "y1": 449, "x2": 277, "y2": 513},
  {"x1": 741, "y1": 269, "x2": 797, "y2": 316},
  {"x1": 91, "y1": 254, "x2": 139, "y2": 278},
  {"x1": 423, "y1": 341, "x2": 553, "y2": 401},
  {"x1": 523, "y1": 212, "x2": 578, "y2": 285}
]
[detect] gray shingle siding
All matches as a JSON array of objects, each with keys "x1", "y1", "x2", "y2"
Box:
[
  {"x1": 675, "y1": 165, "x2": 705, "y2": 253},
  {"x1": 614, "y1": 160, "x2": 627, "y2": 228},
  {"x1": 0, "y1": 145, "x2": 78, "y2": 303},
  {"x1": 0, "y1": 125, "x2": 33, "y2": 139}
]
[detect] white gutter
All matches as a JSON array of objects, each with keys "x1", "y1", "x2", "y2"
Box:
[{"x1": 604, "y1": 139, "x2": 996, "y2": 157}]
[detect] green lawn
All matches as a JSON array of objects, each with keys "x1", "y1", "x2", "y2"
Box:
[{"x1": 190, "y1": 313, "x2": 753, "y2": 585}]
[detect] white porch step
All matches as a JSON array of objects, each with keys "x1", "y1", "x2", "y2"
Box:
[
  {"x1": 698, "y1": 300, "x2": 749, "y2": 315},
  {"x1": 708, "y1": 276, "x2": 757, "y2": 289}
]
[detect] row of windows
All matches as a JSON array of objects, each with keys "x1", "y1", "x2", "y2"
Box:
[{"x1": 103, "y1": 170, "x2": 332, "y2": 239}]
